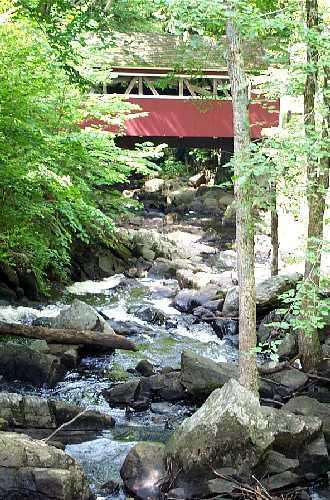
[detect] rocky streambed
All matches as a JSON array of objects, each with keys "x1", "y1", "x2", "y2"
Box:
[{"x1": 0, "y1": 184, "x2": 329, "y2": 499}]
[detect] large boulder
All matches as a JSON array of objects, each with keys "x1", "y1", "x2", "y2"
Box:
[
  {"x1": 51, "y1": 299, "x2": 114, "y2": 335},
  {"x1": 222, "y1": 273, "x2": 302, "y2": 316},
  {"x1": 180, "y1": 350, "x2": 237, "y2": 397},
  {"x1": 0, "y1": 432, "x2": 92, "y2": 499},
  {"x1": 0, "y1": 342, "x2": 65, "y2": 385},
  {"x1": 0, "y1": 392, "x2": 114, "y2": 433},
  {"x1": 165, "y1": 379, "x2": 274, "y2": 481},
  {"x1": 283, "y1": 396, "x2": 330, "y2": 444},
  {"x1": 120, "y1": 442, "x2": 166, "y2": 500}
]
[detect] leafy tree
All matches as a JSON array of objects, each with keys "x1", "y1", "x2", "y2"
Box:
[{"x1": 0, "y1": 9, "x2": 159, "y2": 292}]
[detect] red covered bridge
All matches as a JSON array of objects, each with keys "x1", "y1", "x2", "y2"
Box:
[{"x1": 83, "y1": 33, "x2": 280, "y2": 148}]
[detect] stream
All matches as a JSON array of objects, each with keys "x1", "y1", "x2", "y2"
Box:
[
  {"x1": 0, "y1": 271, "x2": 239, "y2": 499},
  {"x1": 0, "y1": 202, "x2": 328, "y2": 499}
]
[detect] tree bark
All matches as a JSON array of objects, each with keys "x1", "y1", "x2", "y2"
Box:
[
  {"x1": 298, "y1": 0, "x2": 327, "y2": 372},
  {"x1": 226, "y1": 20, "x2": 258, "y2": 394},
  {"x1": 270, "y1": 181, "x2": 279, "y2": 276},
  {"x1": 0, "y1": 322, "x2": 137, "y2": 351}
]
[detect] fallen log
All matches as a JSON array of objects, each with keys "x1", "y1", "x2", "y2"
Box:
[{"x1": 0, "y1": 322, "x2": 137, "y2": 352}]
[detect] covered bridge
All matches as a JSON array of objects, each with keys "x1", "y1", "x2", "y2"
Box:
[{"x1": 83, "y1": 32, "x2": 280, "y2": 148}]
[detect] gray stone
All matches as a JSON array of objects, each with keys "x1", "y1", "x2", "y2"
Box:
[
  {"x1": 166, "y1": 379, "x2": 274, "y2": 479},
  {"x1": 0, "y1": 342, "x2": 64, "y2": 385},
  {"x1": 172, "y1": 286, "x2": 219, "y2": 313},
  {"x1": 207, "y1": 477, "x2": 236, "y2": 495},
  {"x1": 108, "y1": 319, "x2": 153, "y2": 336},
  {"x1": 258, "y1": 310, "x2": 283, "y2": 343},
  {"x1": 223, "y1": 273, "x2": 302, "y2": 316},
  {"x1": 277, "y1": 333, "x2": 298, "y2": 360},
  {"x1": 0, "y1": 432, "x2": 91, "y2": 499},
  {"x1": 135, "y1": 359, "x2": 154, "y2": 377},
  {"x1": 283, "y1": 396, "x2": 330, "y2": 444},
  {"x1": 137, "y1": 372, "x2": 186, "y2": 403},
  {"x1": 103, "y1": 379, "x2": 140, "y2": 406},
  {"x1": 222, "y1": 286, "x2": 239, "y2": 316},
  {"x1": 262, "y1": 406, "x2": 322, "y2": 453},
  {"x1": 180, "y1": 350, "x2": 238, "y2": 396},
  {"x1": 0, "y1": 392, "x2": 115, "y2": 432},
  {"x1": 0, "y1": 283, "x2": 17, "y2": 301},
  {"x1": 267, "y1": 369, "x2": 308, "y2": 395},
  {"x1": 29, "y1": 339, "x2": 50, "y2": 353},
  {"x1": 299, "y1": 434, "x2": 329, "y2": 479},
  {"x1": 120, "y1": 442, "x2": 166, "y2": 500},
  {"x1": 257, "y1": 450, "x2": 299, "y2": 475},
  {"x1": 48, "y1": 344, "x2": 80, "y2": 369},
  {"x1": 144, "y1": 178, "x2": 165, "y2": 193},
  {"x1": 262, "y1": 471, "x2": 300, "y2": 491},
  {"x1": 50, "y1": 400, "x2": 115, "y2": 430},
  {"x1": 51, "y1": 299, "x2": 115, "y2": 335}
]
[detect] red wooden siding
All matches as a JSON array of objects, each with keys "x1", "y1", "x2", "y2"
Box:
[{"x1": 82, "y1": 97, "x2": 280, "y2": 139}]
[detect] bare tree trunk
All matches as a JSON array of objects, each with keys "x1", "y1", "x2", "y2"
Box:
[
  {"x1": 298, "y1": 0, "x2": 328, "y2": 372},
  {"x1": 270, "y1": 181, "x2": 279, "y2": 276},
  {"x1": 226, "y1": 20, "x2": 258, "y2": 394}
]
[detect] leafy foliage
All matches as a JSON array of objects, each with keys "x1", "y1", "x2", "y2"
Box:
[{"x1": 0, "y1": 12, "x2": 159, "y2": 291}]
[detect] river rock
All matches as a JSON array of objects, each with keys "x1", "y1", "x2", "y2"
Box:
[
  {"x1": 262, "y1": 406, "x2": 322, "y2": 453},
  {"x1": 180, "y1": 350, "x2": 237, "y2": 396},
  {"x1": 120, "y1": 442, "x2": 166, "y2": 499},
  {"x1": 51, "y1": 299, "x2": 115, "y2": 335},
  {"x1": 188, "y1": 172, "x2": 206, "y2": 187},
  {"x1": 212, "y1": 318, "x2": 238, "y2": 338},
  {"x1": 108, "y1": 319, "x2": 154, "y2": 336},
  {"x1": 165, "y1": 379, "x2": 274, "y2": 482},
  {"x1": 17, "y1": 268, "x2": 40, "y2": 301},
  {"x1": 0, "y1": 392, "x2": 115, "y2": 432},
  {"x1": 299, "y1": 434, "x2": 329, "y2": 479},
  {"x1": 144, "y1": 178, "x2": 165, "y2": 193},
  {"x1": 262, "y1": 471, "x2": 300, "y2": 491},
  {"x1": 258, "y1": 310, "x2": 284, "y2": 343},
  {"x1": 120, "y1": 228, "x2": 184, "y2": 261},
  {"x1": 47, "y1": 343, "x2": 80, "y2": 369},
  {"x1": 0, "y1": 342, "x2": 65, "y2": 385},
  {"x1": 0, "y1": 282, "x2": 17, "y2": 301},
  {"x1": 103, "y1": 379, "x2": 140, "y2": 406},
  {"x1": 0, "y1": 432, "x2": 91, "y2": 499},
  {"x1": 135, "y1": 359, "x2": 154, "y2": 377},
  {"x1": 128, "y1": 304, "x2": 169, "y2": 325},
  {"x1": 137, "y1": 371, "x2": 186, "y2": 404},
  {"x1": 172, "y1": 287, "x2": 219, "y2": 313},
  {"x1": 266, "y1": 369, "x2": 308, "y2": 397},
  {"x1": 148, "y1": 258, "x2": 179, "y2": 278},
  {"x1": 283, "y1": 396, "x2": 330, "y2": 444},
  {"x1": 222, "y1": 273, "x2": 302, "y2": 316},
  {"x1": 207, "y1": 250, "x2": 237, "y2": 271},
  {"x1": 257, "y1": 450, "x2": 299, "y2": 476}
]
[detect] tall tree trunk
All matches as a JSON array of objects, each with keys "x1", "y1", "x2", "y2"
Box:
[
  {"x1": 226, "y1": 20, "x2": 258, "y2": 394},
  {"x1": 298, "y1": 0, "x2": 328, "y2": 372},
  {"x1": 270, "y1": 181, "x2": 279, "y2": 276}
]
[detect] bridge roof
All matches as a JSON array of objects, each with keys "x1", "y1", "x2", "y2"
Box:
[{"x1": 82, "y1": 32, "x2": 268, "y2": 72}]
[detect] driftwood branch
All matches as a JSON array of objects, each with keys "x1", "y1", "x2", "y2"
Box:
[
  {"x1": 0, "y1": 322, "x2": 136, "y2": 351},
  {"x1": 42, "y1": 407, "x2": 90, "y2": 443}
]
